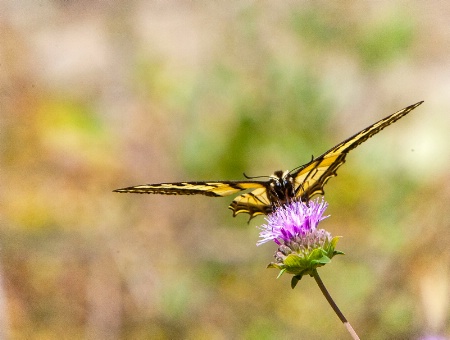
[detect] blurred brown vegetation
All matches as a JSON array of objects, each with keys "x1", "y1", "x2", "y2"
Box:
[{"x1": 0, "y1": 2, "x2": 449, "y2": 339}]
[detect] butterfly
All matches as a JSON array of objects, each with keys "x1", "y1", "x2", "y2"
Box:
[{"x1": 114, "y1": 101, "x2": 423, "y2": 220}]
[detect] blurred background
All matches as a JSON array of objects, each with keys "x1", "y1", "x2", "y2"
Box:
[{"x1": 0, "y1": 1, "x2": 449, "y2": 339}]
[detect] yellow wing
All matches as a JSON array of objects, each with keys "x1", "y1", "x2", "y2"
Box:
[
  {"x1": 113, "y1": 181, "x2": 266, "y2": 197},
  {"x1": 114, "y1": 180, "x2": 271, "y2": 219},
  {"x1": 292, "y1": 101, "x2": 424, "y2": 200},
  {"x1": 229, "y1": 187, "x2": 272, "y2": 219}
]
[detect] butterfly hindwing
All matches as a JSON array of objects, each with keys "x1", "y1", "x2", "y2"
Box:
[
  {"x1": 291, "y1": 101, "x2": 424, "y2": 200},
  {"x1": 229, "y1": 187, "x2": 272, "y2": 218}
]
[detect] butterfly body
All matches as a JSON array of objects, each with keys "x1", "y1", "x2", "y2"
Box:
[
  {"x1": 114, "y1": 101, "x2": 424, "y2": 219},
  {"x1": 267, "y1": 170, "x2": 295, "y2": 205}
]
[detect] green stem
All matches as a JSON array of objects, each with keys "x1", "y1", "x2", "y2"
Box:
[{"x1": 312, "y1": 269, "x2": 360, "y2": 340}]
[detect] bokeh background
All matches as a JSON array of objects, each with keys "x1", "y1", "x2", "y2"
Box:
[{"x1": 1, "y1": 2, "x2": 449, "y2": 339}]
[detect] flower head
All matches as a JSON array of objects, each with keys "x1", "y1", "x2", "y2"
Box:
[
  {"x1": 258, "y1": 198, "x2": 343, "y2": 288},
  {"x1": 258, "y1": 198, "x2": 330, "y2": 246}
]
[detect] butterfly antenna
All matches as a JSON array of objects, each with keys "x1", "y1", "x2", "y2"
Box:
[
  {"x1": 243, "y1": 172, "x2": 270, "y2": 180},
  {"x1": 289, "y1": 155, "x2": 315, "y2": 174}
]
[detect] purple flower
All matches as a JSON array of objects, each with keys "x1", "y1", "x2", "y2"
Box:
[
  {"x1": 257, "y1": 198, "x2": 343, "y2": 287},
  {"x1": 257, "y1": 198, "x2": 330, "y2": 246}
]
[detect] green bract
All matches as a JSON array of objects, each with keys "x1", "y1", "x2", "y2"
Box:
[{"x1": 268, "y1": 236, "x2": 344, "y2": 288}]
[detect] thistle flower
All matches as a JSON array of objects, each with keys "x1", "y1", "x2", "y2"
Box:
[{"x1": 258, "y1": 198, "x2": 343, "y2": 288}]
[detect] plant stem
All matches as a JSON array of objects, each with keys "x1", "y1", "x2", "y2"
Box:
[{"x1": 312, "y1": 269, "x2": 360, "y2": 340}]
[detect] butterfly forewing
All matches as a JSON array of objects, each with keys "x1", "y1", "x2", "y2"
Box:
[
  {"x1": 326, "y1": 101, "x2": 423, "y2": 155},
  {"x1": 291, "y1": 101, "x2": 424, "y2": 200},
  {"x1": 113, "y1": 181, "x2": 265, "y2": 197}
]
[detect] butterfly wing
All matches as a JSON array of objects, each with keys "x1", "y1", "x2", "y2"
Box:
[
  {"x1": 291, "y1": 101, "x2": 424, "y2": 200},
  {"x1": 114, "y1": 180, "x2": 266, "y2": 197},
  {"x1": 229, "y1": 187, "x2": 273, "y2": 218},
  {"x1": 114, "y1": 180, "x2": 271, "y2": 217}
]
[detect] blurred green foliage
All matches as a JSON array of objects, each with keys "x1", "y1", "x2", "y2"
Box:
[
  {"x1": 292, "y1": 7, "x2": 415, "y2": 69},
  {"x1": 180, "y1": 63, "x2": 332, "y2": 179}
]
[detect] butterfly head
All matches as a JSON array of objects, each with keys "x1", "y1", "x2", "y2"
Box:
[{"x1": 268, "y1": 170, "x2": 295, "y2": 205}]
